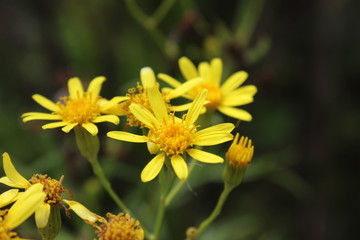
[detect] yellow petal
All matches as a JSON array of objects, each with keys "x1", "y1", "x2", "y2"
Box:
[
  {"x1": 170, "y1": 155, "x2": 188, "y2": 180},
  {"x1": 210, "y1": 58, "x2": 222, "y2": 84},
  {"x1": 129, "y1": 103, "x2": 159, "y2": 128},
  {"x1": 22, "y1": 112, "x2": 61, "y2": 122},
  {"x1": 193, "y1": 132, "x2": 234, "y2": 146},
  {"x1": 148, "y1": 87, "x2": 168, "y2": 120},
  {"x1": 68, "y1": 77, "x2": 84, "y2": 100},
  {"x1": 169, "y1": 102, "x2": 192, "y2": 112},
  {"x1": 185, "y1": 89, "x2": 208, "y2": 126},
  {"x1": 5, "y1": 183, "x2": 46, "y2": 229},
  {"x1": 217, "y1": 106, "x2": 252, "y2": 121},
  {"x1": 87, "y1": 76, "x2": 106, "y2": 101},
  {"x1": 227, "y1": 85, "x2": 257, "y2": 97},
  {"x1": 187, "y1": 148, "x2": 224, "y2": 163},
  {"x1": 157, "y1": 73, "x2": 182, "y2": 88},
  {"x1": 99, "y1": 96, "x2": 129, "y2": 111},
  {"x1": 141, "y1": 153, "x2": 165, "y2": 182},
  {"x1": 0, "y1": 189, "x2": 19, "y2": 208},
  {"x1": 147, "y1": 130, "x2": 159, "y2": 154},
  {"x1": 93, "y1": 115, "x2": 119, "y2": 125},
  {"x1": 2, "y1": 153, "x2": 30, "y2": 188},
  {"x1": 221, "y1": 95, "x2": 254, "y2": 107},
  {"x1": 61, "y1": 123, "x2": 78, "y2": 133},
  {"x1": 107, "y1": 131, "x2": 148, "y2": 143},
  {"x1": 35, "y1": 202, "x2": 51, "y2": 228},
  {"x1": 0, "y1": 177, "x2": 25, "y2": 188},
  {"x1": 32, "y1": 94, "x2": 59, "y2": 112},
  {"x1": 140, "y1": 67, "x2": 156, "y2": 89},
  {"x1": 63, "y1": 200, "x2": 101, "y2": 224},
  {"x1": 42, "y1": 121, "x2": 69, "y2": 129},
  {"x1": 220, "y1": 71, "x2": 248, "y2": 94},
  {"x1": 166, "y1": 77, "x2": 203, "y2": 100},
  {"x1": 198, "y1": 62, "x2": 211, "y2": 81},
  {"x1": 179, "y1": 57, "x2": 198, "y2": 80},
  {"x1": 81, "y1": 123, "x2": 98, "y2": 136},
  {"x1": 195, "y1": 123, "x2": 235, "y2": 135}
]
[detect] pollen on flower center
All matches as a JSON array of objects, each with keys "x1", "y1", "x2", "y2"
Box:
[
  {"x1": 96, "y1": 213, "x2": 144, "y2": 240},
  {"x1": 152, "y1": 117, "x2": 195, "y2": 156},
  {"x1": 0, "y1": 210, "x2": 20, "y2": 240},
  {"x1": 29, "y1": 175, "x2": 66, "y2": 205},
  {"x1": 194, "y1": 83, "x2": 222, "y2": 109},
  {"x1": 56, "y1": 96, "x2": 100, "y2": 124}
]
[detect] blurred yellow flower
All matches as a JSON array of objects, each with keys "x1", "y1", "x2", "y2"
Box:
[
  {"x1": 107, "y1": 87, "x2": 234, "y2": 182},
  {"x1": 0, "y1": 183, "x2": 45, "y2": 239},
  {"x1": 22, "y1": 77, "x2": 128, "y2": 136},
  {"x1": 0, "y1": 153, "x2": 82, "y2": 229},
  {"x1": 158, "y1": 57, "x2": 257, "y2": 121},
  {"x1": 226, "y1": 133, "x2": 254, "y2": 168}
]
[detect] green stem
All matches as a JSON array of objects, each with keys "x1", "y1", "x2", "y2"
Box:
[
  {"x1": 152, "y1": 0, "x2": 175, "y2": 25},
  {"x1": 192, "y1": 185, "x2": 234, "y2": 239}
]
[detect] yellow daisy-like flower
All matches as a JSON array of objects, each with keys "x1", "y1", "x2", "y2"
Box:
[
  {"x1": 116, "y1": 67, "x2": 202, "y2": 127},
  {"x1": 107, "y1": 87, "x2": 235, "y2": 182},
  {"x1": 0, "y1": 153, "x2": 81, "y2": 229},
  {"x1": 64, "y1": 201, "x2": 144, "y2": 240},
  {"x1": 0, "y1": 183, "x2": 46, "y2": 240},
  {"x1": 22, "y1": 76, "x2": 128, "y2": 136},
  {"x1": 158, "y1": 57, "x2": 258, "y2": 121}
]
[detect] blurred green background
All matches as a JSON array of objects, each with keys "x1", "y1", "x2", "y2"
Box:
[{"x1": 0, "y1": 0, "x2": 359, "y2": 239}]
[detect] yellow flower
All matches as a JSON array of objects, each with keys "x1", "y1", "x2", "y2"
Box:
[
  {"x1": 116, "y1": 67, "x2": 202, "y2": 127},
  {"x1": 158, "y1": 57, "x2": 257, "y2": 121},
  {"x1": 107, "y1": 87, "x2": 235, "y2": 182},
  {"x1": 22, "y1": 76, "x2": 128, "y2": 136},
  {"x1": 0, "y1": 153, "x2": 81, "y2": 229},
  {"x1": 0, "y1": 183, "x2": 46, "y2": 240},
  {"x1": 64, "y1": 201, "x2": 144, "y2": 240}
]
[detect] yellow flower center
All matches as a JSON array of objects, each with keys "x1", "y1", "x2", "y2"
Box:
[
  {"x1": 122, "y1": 83, "x2": 170, "y2": 127},
  {"x1": 0, "y1": 211, "x2": 21, "y2": 240},
  {"x1": 29, "y1": 175, "x2": 66, "y2": 205},
  {"x1": 56, "y1": 95, "x2": 100, "y2": 124},
  {"x1": 151, "y1": 115, "x2": 196, "y2": 156},
  {"x1": 96, "y1": 213, "x2": 144, "y2": 240},
  {"x1": 193, "y1": 82, "x2": 222, "y2": 109}
]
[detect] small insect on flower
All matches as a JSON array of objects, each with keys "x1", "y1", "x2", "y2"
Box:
[{"x1": 22, "y1": 76, "x2": 128, "y2": 136}]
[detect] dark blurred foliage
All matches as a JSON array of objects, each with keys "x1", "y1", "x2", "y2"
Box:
[{"x1": 0, "y1": 0, "x2": 359, "y2": 239}]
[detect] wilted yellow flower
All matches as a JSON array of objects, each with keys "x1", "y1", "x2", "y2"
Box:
[
  {"x1": 65, "y1": 201, "x2": 144, "y2": 240},
  {"x1": 22, "y1": 77, "x2": 128, "y2": 136},
  {"x1": 107, "y1": 87, "x2": 234, "y2": 182},
  {"x1": 117, "y1": 67, "x2": 202, "y2": 127},
  {"x1": 0, "y1": 153, "x2": 82, "y2": 229},
  {"x1": 158, "y1": 57, "x2": 257, "y2": 121},
  {"x1": 0, "y1": 183, "x2": 46, "y2": 239}
]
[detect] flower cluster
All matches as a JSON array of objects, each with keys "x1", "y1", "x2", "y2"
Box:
[{"x1": 1, "y1": 57, "x2": 256, "y2": 239}]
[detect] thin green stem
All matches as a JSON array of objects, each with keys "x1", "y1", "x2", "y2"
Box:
[
  {"x1": 190, "y1": 185, "x2": 234, "y2": 239},
  {"x1": 152, "y1": 0, "x2": 175, "y2": 25}
]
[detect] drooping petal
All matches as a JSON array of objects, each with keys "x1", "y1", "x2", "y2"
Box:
[
  {"x1": 218, "y1": 106, "x2": 252, "y2": 121},
  {"x1": 35, "y1": 202, "x2": 51, "y2": 228},
  {"x1": 185, "y1": 89, "x2": 208, "y2": 126},
  {"x1": 166, "y1": 77, "x2": 203, "y2": 100},
  {"x1": 61, "y1": 123, "x2": 78, "y2": 133},
  {"x1": 93, "y1": 115, "x2": 119, "y2": 125},
  {"x1": 141, "y1": 153, "x2": 165, "y2": 182},
  {"x1": 2, "y1": 153, "x2": 29, "y2": 188},
  {"x1": 187, "y1": 148, "x2": 224, "y2": 163},
  {"x1": 148, "y1": 87, "x2": 168, "y2": 120},
  {"x1": 221, "y1": 95, "x2": 254, "y2": 107},
  {"x1": 147, "y1": 130, "x2": 159, "y2": 154},
  {"x1": 63, "y1": 200, "x2": 101, "y2": 224},
  {"x1": 68, "y1": 77, "x2": 84, "y2": 100},
  {"x1": 5, "y1": 183, "x2": 46, "y2": 229},
  {"x1": 42, "y1": 121, "x2": 69, "y2": 129},
  {"x1": 22, "y1": 112, "x2": 61, "y2": 122},
  {"x1": 32, "y1": 94, "x2": 59, "y2": 112},
  {"x1": 157, "y1": 73, "x2": 182, "y2": 88},
  {"x1": 179, "y1": 57, "x2": 199, "y2": 81},
  {"x1": 107, "y1": 131, "x2": 148, "y2": 143},
  {"x1": 129, "y1": 103, "x2": 159, "y2": 128},
  {"x1": 140, "y1": 67, "x2": 156, "y2": 89},
  {"x1": 170, "y1": 155, "x2": 188, "y2": 180},
  {"x1": 210, "y1": 58, "x2": 222, "y2": 85},
  {"x1": 81, "y1": 122, "x2": 98, "y2": 136},
  {"x1": 0, "y1": 189, "x2": 19, "y2": 208},
  {"x1": 220, "y1": 71, "x2": 248, "y2": 94},
  {"x1": 87, "y1": 76, "x2": 106, "y2": 101}
]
